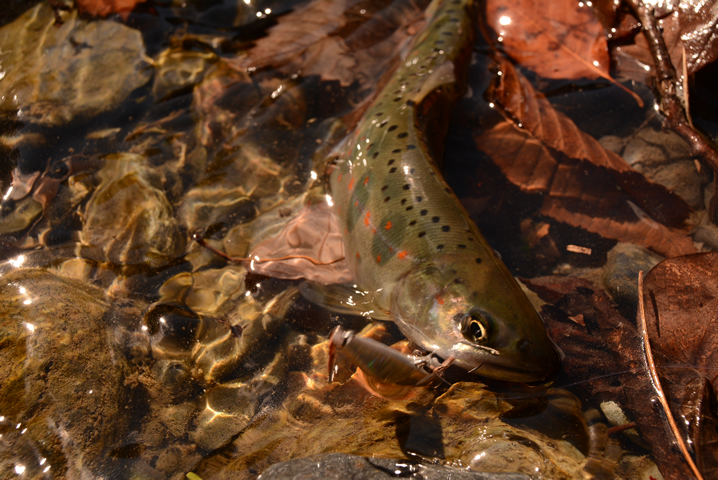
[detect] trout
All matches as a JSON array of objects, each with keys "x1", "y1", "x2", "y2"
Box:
[{"x1": 327, "y1": 0, "x2": 560, "y2": 382}]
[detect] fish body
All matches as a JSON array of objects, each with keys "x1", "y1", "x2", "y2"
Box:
[{"x1": 328, "y1": 0, "x2": 560, "y2": 382}]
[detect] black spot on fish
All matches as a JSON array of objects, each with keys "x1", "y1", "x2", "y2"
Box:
[
  {"x1": 406, "y1": 145, "x2": 417, "y2": 150},
  {"x1": 381, "y1": 185, "x2": 388, "y2": 191},
  {"x1": 421, "y1": 209, "x2": 428, "y2": 216},
  {"x1": 436, "y1": 40, "x2": 445, "y2": 45},
  {"x1": 432, "y1": 216, "x2": 440, "y2": 223},
  {"x1": 388, "y1": 159, "x2": 395, "y2": 165},
  {"x1": 397, "y1": 132, "x2": 408, "y2": 139},
  {"x1": 437, "y1": 244, "x2": 444, "y2": 250},
  {"x1": 401, "y1": 199, "x2": 407, "y2": 205},
  {"x1": 390, "y1": 167, "x2": 397, "y2": 173},
  {"x1": 402, "y1": 184, "x2": 410, "y2": 190},
  {"x1": 393, "y1": 97, "x2": 402, "y2": 102},
  {"x1": 475, "y1": 257, "x2": 482, "y2": 264},
  {"x1": 388, "y1": 125, "x2": 398, "y2": 132},
  {"x1": 373, "y1": 151, "x2": 379, "y2": 159},
  {"x1": 418, "y1": 231, "x2": 426, "y2": 238},
  {"x1": 445, "y1": 187, "x2": 451, "y2": 193},
  {"x1": 409, "y1": 220, "x2": 416, "y2": 226},
  {"x1": 410, "y1": 168, "x2": 415, "y2": 174},
  {"x1": 384, "y1": 196, "x2": 391, "y2": 203},
  {"x1": 453, "y1": 278, "x2": 464, "y2": 284},
  {"x1": 406, "y1": 206, "x2": 413, "y2": 211},
  {"x1": 375, "y1": 112, "x2": 383, "y2": 116},
  {"x1": 379, "y1": 120, "x2": 388, "y2": 127},
  {"x1": 442, "y1": 225, "x2": 450, "y2": 232},
  {"x1": 406, "y1": 100, "x2": 416, "y2": 106},
  {"x1": 392, "y1": 148, "x2": 401, "y2": 153},
  {"x1": 458, "y1": 244, "x2": 466, "y2": 249},
  {"x1": 416, "y1": 196, "x2": 422, "y2": 202},
  {"x1": 442, "y1": 31, "x2": 453, "y2": 36}
]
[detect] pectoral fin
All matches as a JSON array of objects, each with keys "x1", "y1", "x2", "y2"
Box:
[{"x1": 299, "y1": 281, "x2": 393, "y2": 321}]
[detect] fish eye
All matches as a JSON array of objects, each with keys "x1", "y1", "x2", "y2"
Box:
[{"x1": 461, "y1": 312, "x2": 490, "y2": 343}]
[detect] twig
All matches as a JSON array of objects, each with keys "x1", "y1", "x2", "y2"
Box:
[
  {"x1": 637, "y1": 270, "x2": 704, "y2": 480},
  {"x1": 192, "y1": 232, "x2": 345, "y2": 267},
  {"x1": 626, "y1": 0, "x2": 718, "y2": 224}
]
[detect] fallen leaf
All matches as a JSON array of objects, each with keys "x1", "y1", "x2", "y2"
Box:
[
  {"x1": 485, "y1": 0, "x2": 609, "y2": 80},
  {"x1": 237, "y1": 0, "x2": 429, "y2": 88},
  {"x1": 642, "y1": 253, "x2": 718, "y2": 478},
  {"x1": 75, "y1": 0, "x2": 146, "y2": 18},
  {"x1": 526, "y1": 277, "x2": 704, "y2": 479},
  {"x1": 475, "y1": 58, "x2": 695, "y2": 257},
  {"x1": 643, "y1": 253, "x2": 718, "y2": 392},
  {"x1": 248, "y1": 199, "x2": 352, "y2": 285},
  {"x1": 484, "y1": 0, "x2": 640, "y2": 103},
  {"x1": 613, "y1": 0, "x2": 718, "y2": 82}
]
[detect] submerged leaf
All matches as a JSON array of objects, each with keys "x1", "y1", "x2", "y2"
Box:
[
  {"x1": 75, "y1": 0, "x2": 147, "y2": 18},
  {"x1": 475, "y1": 58, "x2": 695, "y2": 257},
  {"x1": 527, "y1": 278, "x2": 703, "y2": 479},
  {"x1": 642, "y1": 253, "x2": 718, "y2": 477},
  {"x1": 613, "y1": 0, "x2": 718, "y2": 81},
  {"x1": 238, "y1": 0, "x2": 429, "y2": 88},
  {"x1": 248, "y1": 199, "x2": 352, "y2": 284},
  {"x1": 484, "y1": 0, "x2": 637, "y2": 100}
]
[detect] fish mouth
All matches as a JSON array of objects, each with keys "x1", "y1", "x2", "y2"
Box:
[{"x1": 455, "y1": 349, "x2": 561, "y2": 383}]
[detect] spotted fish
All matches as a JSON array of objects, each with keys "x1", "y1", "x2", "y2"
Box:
[{"x1": 326, "y1": 0, "x2": 560, "y2": 382}]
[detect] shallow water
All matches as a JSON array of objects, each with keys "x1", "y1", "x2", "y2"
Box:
[{"x1": 1, "y1": 1, "x2": 716, "y2": 479}]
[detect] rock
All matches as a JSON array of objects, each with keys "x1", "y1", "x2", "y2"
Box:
[
  {"x1": 258, "y1": 453, "x2": 534, "y2": 480},
  {"x1": 0, "y1": 268, "x2": 134, "y2": 478},
  {"x1": 602, "y1": 243, "x2": 664, "y2": 320},
  {"x1": 619, "y1": 127, "x2": 706, "y2": 209},
  {"x1": 0, "y1": 4, "x2": 152, "y2": 126},
  {"x1": 81, "y1": 153, "x2": 185, "y2": 268}
]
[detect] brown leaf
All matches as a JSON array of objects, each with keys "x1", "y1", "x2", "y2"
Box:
[
  {"x1": 643, "y1": 253, "x2": 718, "y2": 392},
  {"x1": 237, "y1": 0, "x2": 429, "y2": 88},
  {"x1": 75, "y1": 0, "x2": 146, "y2": 18},
  {"x1": 485, "y1": 0, "x2": 609, "y2": 80},
  {"x1": 530, "y1": 279, "x2": 701, "y2": 479},
  {"x1": 642, "y1": 253, "x2": 718, "y2": 477},
  {"x1": 475, "y1": 58, "x2": 696, "y2": 257},
  {"x1": 484, "y1": 0, "x2": 641, "y2": 104},
  {"x1": 613, "y1": 0, "x2": 718, "y2": 82},
  {"x1": 248, "y1": 200, "x2": 352, "y2": 285}
]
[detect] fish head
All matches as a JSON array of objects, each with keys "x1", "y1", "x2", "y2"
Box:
[{"x1": 391, "y1": 255, "x2": 561, "y2": 383}]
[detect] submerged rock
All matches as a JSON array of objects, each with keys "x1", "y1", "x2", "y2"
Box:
[
  {"x1": 601, "y1": 242, "x2": 664, "y2": 319},
  {"x1": 81, "y1": 153, "x2": 185, "y2": 268},
  {"x1": 258, "y1": 453, "x2": 534, "y2": 480},
  {"x1": 0, "y1": 4, "x2": 152, "y2": 126},
  {"x1": 0, "y1": 268, "x2": 133, "y2": 478}
]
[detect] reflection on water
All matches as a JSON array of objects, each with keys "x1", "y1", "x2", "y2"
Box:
[{"x1": 2, "y1": 0, "x2": 712, "y2": 478}]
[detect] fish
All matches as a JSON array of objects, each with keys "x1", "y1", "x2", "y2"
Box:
[{"x1": 323, "y1": 0, "x2": 561, "y2": 383}]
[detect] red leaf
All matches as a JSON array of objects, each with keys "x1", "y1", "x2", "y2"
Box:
[{"x1": 75, "y1": 0, "x2": 146, "y2": 18}]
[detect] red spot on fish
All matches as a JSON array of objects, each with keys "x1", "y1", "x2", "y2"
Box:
[
  {"x1": 398, "y1": 250, "x2": 408, "y2": 259},
  {"x1": 363, "y1": 176, "x2": 369, "y2": 186},
  {"x1": 388, "y1": 246, "x2": 393, "y2": 252},
  {"x1": 364, "y1": 211, "x2": 371, "y2": 226},
  {"x1": 372, "y1": 227, "x2": 377, "y2": 234},
  {"x1": 435, "y1": 294, "x2": 445, "y2": 305},
  {"x1": 337, "y1": 206, "x2": 341, "y2": 214},
  {"x1": 376, "y1": 254, "x2": 381, "y2": 263},
  {"x1": 348, "y1": 177, "x2": 355, "y2": 191},
  {"x1": 338, "y1": 173, "x2": 343, "y2": 182},
  {"x1": 385, "y1": 221, "x2": 392, "y2": 230},
  {"x1": 355, "y1": 200, "x2": 359, "y2": 207},
  {"x1": 356, "y1": 252, "x2": 360, "y2": 259}
]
